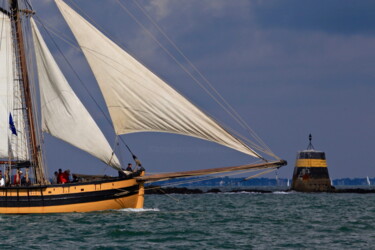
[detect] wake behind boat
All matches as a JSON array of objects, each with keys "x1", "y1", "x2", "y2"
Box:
[{"x1": 0, "y1": 0, "x2": 286, "y2": 213}]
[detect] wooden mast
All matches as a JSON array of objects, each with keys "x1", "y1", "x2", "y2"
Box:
[{"x1": 9, "y1": 0, "x2": 45, "y2": 184}]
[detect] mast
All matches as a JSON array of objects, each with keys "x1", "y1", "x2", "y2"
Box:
[{"x1": 9, "y1": 0, "x2": 45, "y2": 184}]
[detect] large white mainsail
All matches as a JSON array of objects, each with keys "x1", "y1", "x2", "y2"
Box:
[
  {"x1": 0, "y1": 12, "x2": 29, "y2": 161},
  {"x1": 30, "y1": 18, "x2": 121, "y2": 170},
  {"x1": 55, "y1": 0, "x2": 262, "y2": 159}
]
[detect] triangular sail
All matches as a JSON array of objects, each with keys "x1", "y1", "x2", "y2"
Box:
[
  {"x1": 30, "y1": 18, "x2": 121, "y2": 170},
  {"x1": 55, "y1": 0, "x2": 261, "y2": 159},
  {"x1": 0, "y1": 13, "x2": 29, "y2": 161}
]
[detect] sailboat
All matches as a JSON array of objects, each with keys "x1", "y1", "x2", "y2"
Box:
[
  {"x1": 0, "y1": 0, "x2": 286, "y2": 213},
  {"x1": 366, "y1": 176, "x2": 371, "y2": 186}
]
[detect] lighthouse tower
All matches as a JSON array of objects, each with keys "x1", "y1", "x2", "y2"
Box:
[{"x1": 291, "y1": 134, "x2": 333, "y2": 192}]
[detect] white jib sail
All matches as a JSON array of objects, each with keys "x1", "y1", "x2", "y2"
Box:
[
  {"x1": 31, "y1": 18, "x2": 121, "y2": 170},
  {"x1": 0, "y1": 13, "x2": 29, "y2": 161},
  {"x1": 55, "y1": 0, "x2": 260, "y2": 158}
]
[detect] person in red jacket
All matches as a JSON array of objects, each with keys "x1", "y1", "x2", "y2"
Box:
[
  {"x1": 13, "y1": 170, "x2": 22, "y2": 186},
  {"x1": 62, "y1": 170, "x2": 70, "y2": 183},
  {"x1": 57, "y1": 169, "x2": 71, "y2": 184}
]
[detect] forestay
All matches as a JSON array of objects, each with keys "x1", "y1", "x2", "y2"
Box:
[
  {"x1": 0, "y1": 13, "x2": 29, "y2": 161},
  {"x1": 55, "y1": 0, "x2": 261, "y2": 159},
  {"x1": 31, "y1": 18, "x2": 121, "y2": 170}
]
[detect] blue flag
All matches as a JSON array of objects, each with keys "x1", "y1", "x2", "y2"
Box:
[{"x1": 9, "y1": 113, "x2": 17, "y2": 136}]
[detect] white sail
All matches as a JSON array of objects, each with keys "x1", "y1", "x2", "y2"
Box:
[
  {"x1": 0, "y1": 13, "x2": 11, "y2": 159},
  {"x1": 0, "y1": 13, "x2": 29, "y2": 161},
  {"x1": 30, "y1": 18, "x2": 121, "y2": 170},
  {"x1": 55, "y1": 0, "x2": 261, "y2": 159}
]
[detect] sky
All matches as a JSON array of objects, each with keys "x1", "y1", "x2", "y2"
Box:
[{"x1": 14, "y1": 0, "x2": 375, "y2": 179}]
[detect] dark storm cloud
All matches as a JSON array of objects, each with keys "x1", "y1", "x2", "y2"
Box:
[{"x1": 253, "y1": 0, "x2": 375, "y2": 35}]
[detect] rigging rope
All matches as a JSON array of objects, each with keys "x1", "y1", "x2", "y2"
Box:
[
  {"x1": 130, "y1": 0, "x2": 277, "y2": 158},
  {"x1": 116, "y1": 0, "x2": 278, "y2": 159},
  {"x1": 64, "y1": 0, "x2": 277, "y2": 160},
  {"x1": 33, "y1": 15, "x2": 140, "y2": 168},
  {"x1": 144, "y1": 166, "x2": 279, "y2": 190},
  {"x1": 144, "y1": 166, "x2": 277, "y2": 204},
  {"x1": 32, "y1": 17, "x2": 246, "y2": 165},
  {"x1": 33, "y1": 1, "x2": 284, "y2": 167}
]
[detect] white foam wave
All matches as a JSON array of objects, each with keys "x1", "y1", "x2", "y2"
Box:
[
  {"x1": 272, "y1": 191, "x2": 290, "y2": 194},
  {"x1": 116, "y1": 208, "x2": 160, "y2": 213},
  {"x1": 222, "y1": 191, "x2": 263, "y2": 194}
]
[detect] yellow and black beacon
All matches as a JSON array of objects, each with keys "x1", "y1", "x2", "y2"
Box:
[{"x1": 291, "y1": 134, "x2": 334, "y2": 192}]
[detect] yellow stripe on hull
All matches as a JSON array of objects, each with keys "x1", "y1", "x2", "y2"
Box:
[
  {"x1": 0, "y1": 179, "x2": 145, "y2": 214},
  {"x1": 295, "y1": 159, "x2": 327, "y2": 168}
]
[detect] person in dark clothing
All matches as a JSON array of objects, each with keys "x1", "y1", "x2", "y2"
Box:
[
  {"x1": 72, "y1": 174, "x2": 79, "y2": 182},
  {"x1": 21, "y1": 175, "x2": 26, "y2": 185},
  {"x1": 126, "y1": 163, "x2": 133, "y2": 172}
]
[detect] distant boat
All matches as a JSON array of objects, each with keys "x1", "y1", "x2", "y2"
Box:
[
  {"x1": 367, "y1": 176, "x2": 371, "y2": 186},
  {"x1": 0, "y1": 0, "x2": 286, "y2": 213},
  {"x1": 287, "y1": 179, "x2": 290, "y2": 187}
]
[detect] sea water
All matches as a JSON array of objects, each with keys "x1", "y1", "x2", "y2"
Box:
[{"x1": 0, "y1": 192, "x2": 374, "y2": 249}]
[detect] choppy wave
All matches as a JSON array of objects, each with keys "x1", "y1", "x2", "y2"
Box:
[{"x1": 0, "y1": 193, "x2": 374, "y2": 249}]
